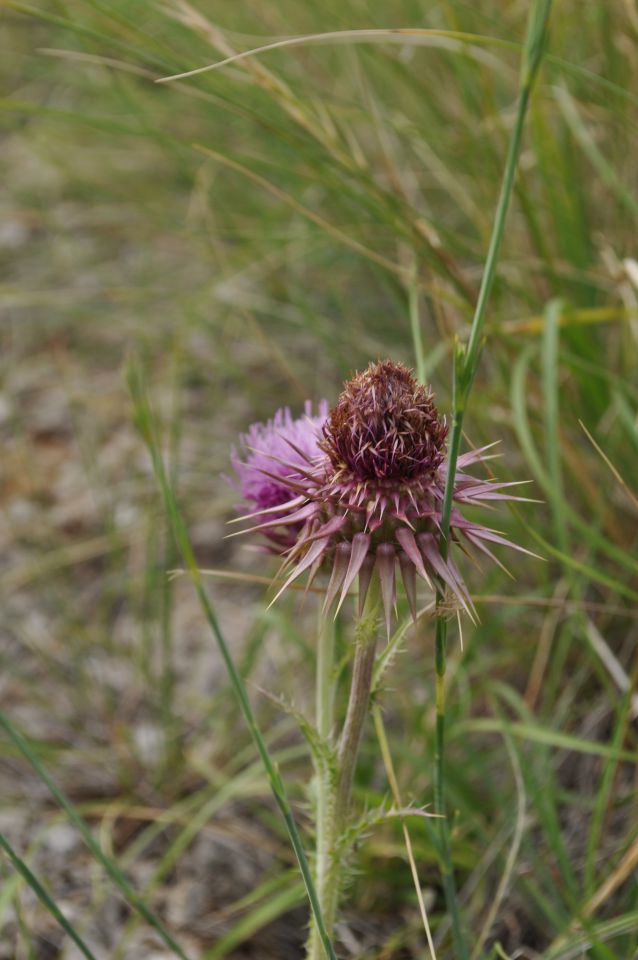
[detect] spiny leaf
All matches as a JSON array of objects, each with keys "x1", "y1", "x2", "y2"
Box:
[
  {"x1": 261, "y1": 688, "x2": 338, "y2": 789},
  {"x1": 334, "y1": 800, "x2": 437, "y2": 860}
]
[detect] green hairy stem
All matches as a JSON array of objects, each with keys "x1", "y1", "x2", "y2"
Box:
[{"x1": 307, "y1": 579, "x2": 381, "y2": 959}]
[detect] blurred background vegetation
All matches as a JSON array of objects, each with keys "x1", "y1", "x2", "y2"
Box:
[{"x1": 1, "y1": 2, "x2": 637, "y2": 958}]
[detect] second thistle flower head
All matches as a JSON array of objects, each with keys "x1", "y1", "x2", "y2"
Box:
[{"x1": 232, "y1": 359, "x2": 529, "y2": 632}]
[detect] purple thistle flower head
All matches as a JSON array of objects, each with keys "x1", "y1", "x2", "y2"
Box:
[
  {"x1": 230, "y1": 400, "x2": 329, "y2": 547},
  {"x1": 232, "y1": 360, "x2": 532, "y2": 631}
]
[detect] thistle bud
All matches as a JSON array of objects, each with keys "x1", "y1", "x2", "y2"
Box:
[{"x1": 321, "y1": 360, "x2": 447, "y2": 481}]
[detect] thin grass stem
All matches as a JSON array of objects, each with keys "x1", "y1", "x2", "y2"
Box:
[
  {"x1": 433, "y1": 613, "x2": 468, "y2": 960},
  {"x1": 0, "y1": 832, "x2": 99, "y2": 960},
  {"x1": 430, "y1": 2, "x2": 553, "y2": 955},
  {"x1": 409, "y1": 262, "x2": 427, "y2": 384},
  {"x1": 373, "y1": 705, "x2": 437, "y2": 960}
]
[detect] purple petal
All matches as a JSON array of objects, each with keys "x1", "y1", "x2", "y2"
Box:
[
  {"x1": 301, "y1": 513, "x2": 348, "y2": 546},
  {"x1": 418, "y1": 533, "x2": 475, "y2": 619},
  {"x1": 305, "y1": 553, "x2": 325, "y2": 593},
  {"x1": 247, "y1": 448, "x2": 318, "y2": 481},
  {"x1": 230, "y1": 402, "x2": 329, "y2": 518},
  {"x1": 335, "y1": 532, "x2": 372, "y2": 616},
  {"x1": 280, "y1": 434, "x2": 321, "y2": 465},
  {"x1": 454, "y1": 442, "x2": 501, "y2": 468},
  {"x1": 446, "y1": 554, "x2": 479, "y2": 620},
  {"x1": 376, "y1": 544, "x2": 396, "y2": 637},
  {"x1": 462, "y1": 530, "x2": 511, "y2": 574},
  {"x1": 324, "y1": 542, "x2": 351, "y2": 613},
  {"x1": 358, "y1": 555, "x2": 376, "y2": 616},
  {"x1": 365, "y1": 492, "x2": 381, "y2": 526},
  {"x1": 269, "y1": 537, "x2": 328, "y2": 606},
  {"x1": 454, "y1": 479, "x2": 534, "y2": 503},
  {"x1": 462, "y1": 525, "x2": 540, "y2": 558},
  {"x1": 228, "y1": 502, "x2": 318, "y2": 538},
  {"x1": 228, "y1": 494, "x2": 307, "y2": 524},
  {"x1": 396, "y1": 527, "x2": 433, "y2": 587},
  {"x1": 249, "y1": 465, "x2": 312, "y2": 497},
  {"x1": 398, "y1": 551, "x2": 417, "y2": 622}
]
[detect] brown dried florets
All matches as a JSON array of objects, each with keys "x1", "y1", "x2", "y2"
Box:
[{"x1": 320, "y1": 360, "x2": 448, "y2": 482}]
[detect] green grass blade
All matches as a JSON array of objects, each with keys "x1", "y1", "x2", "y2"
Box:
[
  {"x1": 0, "y1": 832, "x2": 99, "y2": 960},
  {"x1": 510, "y1": 347, "x2": 638, "y2": 579},
  {"x1": 440, "y1": 0, "x2": 553, "y2": 543},
  {"x1": 459, "y1": 718, "x2": 638, "y2": 763},
  {"x1": 0, "y1": 712, "x2": 193, "y2": 960},
  {"x1": 583, "y1": 690, "x2": 634, "y2": 899},
  {"x1": 202, "y1": 878, "x2": 306, "y2": 959},
  {"x1": 555, "y1": 85, "x2": 638, "y2": 219},
  {"x1": 6, "y1": 1, "x2": 173, "y2": 71},
  {"x1": 542, "y1": 299, "x2": 569, "y2": 552},
  {"x1": 430, "y1": 5, "x2": 553, "y2": 958},
  {"x1": 408, "y1": 264, "x2": 426, "y2": 384}
]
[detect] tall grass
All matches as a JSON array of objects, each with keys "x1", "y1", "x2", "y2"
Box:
[{"x1": 1, "y1": 1, "x2": 637, "y2": 958}]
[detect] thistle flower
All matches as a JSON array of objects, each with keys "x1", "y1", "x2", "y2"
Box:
[
  {"x1": 230, "y1": 400, "x2": 329, "y2": 550},
  {"x1": 232, "y1": 360, "x2": 530, "y2": 632}
]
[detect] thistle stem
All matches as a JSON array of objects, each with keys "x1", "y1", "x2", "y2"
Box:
[
  {"x1": 307, "y1": 579, "x2": 381, "y2": 959},
  {"x1": 317, "y1": 613, "x2": 336, "y2": 743},
  {"x1": 335, "y1": 581, "x2": 380, "y2": 824},
  {"x1": 307, "y1": 611, "x2": 336, "y2": 960}
]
